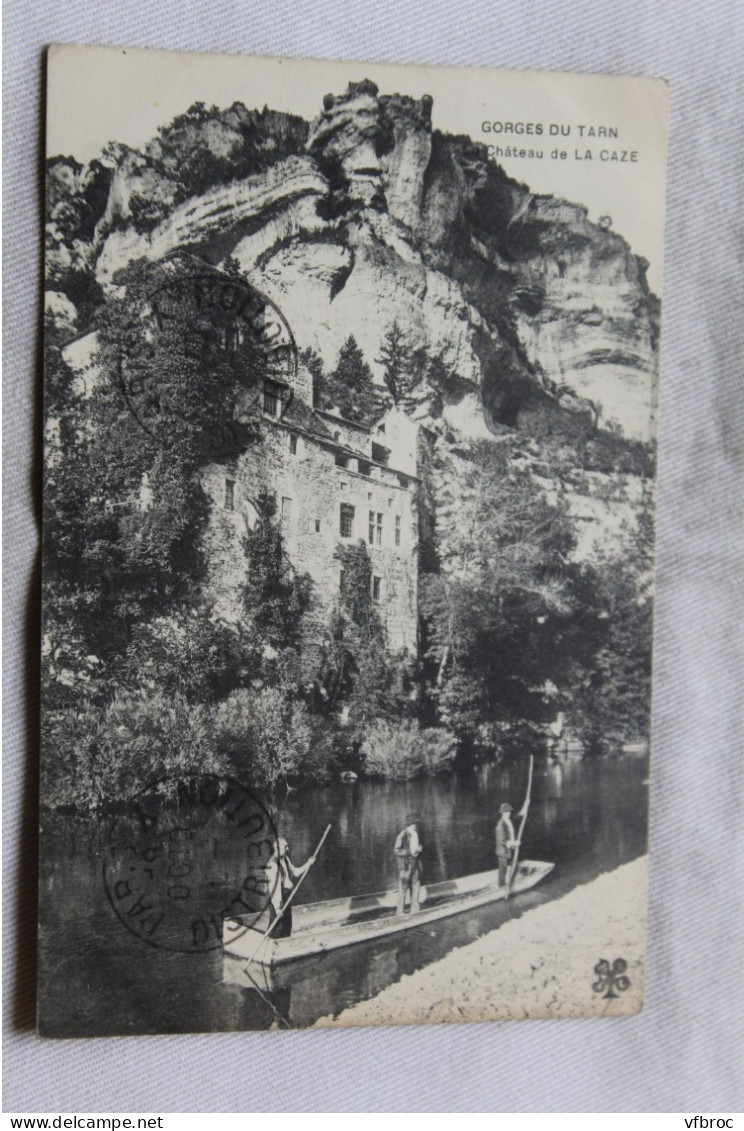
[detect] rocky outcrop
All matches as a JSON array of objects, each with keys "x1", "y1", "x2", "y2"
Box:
[
  {"x1": 96, "y1": 155, "x2": 329, "y2": 284},
  {"x1": 307, "y1": 80, "x2": 434, "y2": 229},
  {"x1": 508, "y1": 199, "x2": 658, "y2": 440},
  {"x1": 47, "y1": 81, "x2": 659, "y2": 449}
]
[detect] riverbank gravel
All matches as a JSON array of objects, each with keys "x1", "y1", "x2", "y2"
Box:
[{"x1": 314, "y1": 856, "x2": 647, "y2": 1026}]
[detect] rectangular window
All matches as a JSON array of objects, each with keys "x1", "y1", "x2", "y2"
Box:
[
  {"x1": 372, "y1": 442, "x2": 389, "y2": 465},
  {"x1": 340, "y1": 503, "x2": 355, "y2": 538},
  {"x1": 315, "y1": 519, "x2": 321, "y2": 533},
  {"x1": 368, "y1": 510, "x2": 375, "y2": 545},
  {"x1": 358, "y1": 460, "x2": 371, "y2": 477},
  {"x1": 339, "y1": 569, "x2": 346, "y2": 593},
  {"x1": 375, "y1": 512, "x2": 383, "y2": 545},
  {"x1": 290, "y1": 433, "x2": 298, "y2": 454},
  {"x1": 372, "y1": 575, "x2": 382, "y2": 602},
  {"x1": 281, "y1": 496, "x2": 292, "y2": 525},
  {"x1": 335, "y1": 453, "x2": 349, "y2": 469},
  {"x1": 263, "y1": 382, "x2": 280, "y2": 417},
  {"x1": 224, "y1": 479, "x2": 235, "y2": 511},
  {"x1": 395, "y1": 515, "x2": 401, "y2": 545}
]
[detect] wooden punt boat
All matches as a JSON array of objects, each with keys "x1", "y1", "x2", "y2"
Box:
[{"x1": 222, "y1": 860, "x2": 554, "y2": 966}]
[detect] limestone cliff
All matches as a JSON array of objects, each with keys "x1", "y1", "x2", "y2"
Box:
[{"x1": 47, "y1": 81, "x2": 659, "y2": 564}]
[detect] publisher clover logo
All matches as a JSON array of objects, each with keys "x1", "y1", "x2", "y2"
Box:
[{"x1": 592, "y1": 957, "x2": 630, "y2": 999}]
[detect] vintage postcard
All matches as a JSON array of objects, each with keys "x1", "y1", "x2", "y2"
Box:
[{"x1": 41, "y1": 44, "x2": 668, "y2": 1035}]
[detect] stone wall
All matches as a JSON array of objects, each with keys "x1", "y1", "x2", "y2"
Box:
[{"x1": 201, "y1": 408, "x2": 419, "y2": 656}]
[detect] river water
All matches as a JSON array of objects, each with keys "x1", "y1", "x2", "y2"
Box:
[{"x1": 38, "y1": 754, "x2": 648, "y2": 1035}]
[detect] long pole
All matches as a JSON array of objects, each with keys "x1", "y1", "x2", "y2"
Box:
[
  {"x1": 246, "y1": 823, "x2": 332, "y2": 964},
  {"x1": 241, "y1": 962, "x2": 293, "y2": 1029},
  {"x1": 506, "y1": 755, "x2": 534, "y2": 898}
]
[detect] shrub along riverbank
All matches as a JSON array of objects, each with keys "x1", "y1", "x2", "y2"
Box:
[{"x1": 43, "y1": 263, "x2": 654, "y2": 812}]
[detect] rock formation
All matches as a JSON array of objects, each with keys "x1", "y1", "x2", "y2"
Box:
[{"x1": 47, "y1": 81, "x2": 659, "y2": 566}]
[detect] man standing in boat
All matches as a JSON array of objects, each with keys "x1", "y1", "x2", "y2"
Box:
[
  {"x1": 394, "y1": 813, "x2": 423, "y2": 915},
  {"x1": 265, "y1": 836, "x2": 315, "y2": 938},
  {"x1": 495, "y1": 802, "x2": 521, "y2": 887}
]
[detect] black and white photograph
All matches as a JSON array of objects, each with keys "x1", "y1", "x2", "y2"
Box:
[{"x1": 38, "y1": 45, "x2": 669, "y2": 1037}]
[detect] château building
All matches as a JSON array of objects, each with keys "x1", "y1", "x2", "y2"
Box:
[
  {"x1": 59, "y1": 265, "x2": 420, "y2": 660},
  {"x1": 201, "y1": 357, "x2": 420, "y2": 656}
]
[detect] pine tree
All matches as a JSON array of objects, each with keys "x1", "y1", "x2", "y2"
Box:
[
  {"x1": 325, "y1": 335, "x2": 380, "y2": 425},
  {"x1": 376, "y1": 321, "x2": 410, "y2": 405}
]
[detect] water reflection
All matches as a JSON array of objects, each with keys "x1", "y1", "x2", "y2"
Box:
[
  {"x1": 221, "y1": 878, "x2": 558, "y2": 1029},
  {"x1": 275, "y1": 756, "x2": 647, "y2": 911},
  {"x1": 39, "y1": 754, "x2": 647, "y2": 1035}
]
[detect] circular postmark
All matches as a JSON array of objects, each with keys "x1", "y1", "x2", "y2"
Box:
[
  {"x1": 104, "y1": 774, "x2": 278, "y2": 953},
  {"x1": 116, "y1": 269, "x2": 298, "y2": 459}
]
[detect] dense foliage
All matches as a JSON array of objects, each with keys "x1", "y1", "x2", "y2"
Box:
[
  {"x1": 43, "y1": 251, "x2": 654, "y2": 811},
  {"x1": 313, "y1": 335, "x2": 382, "y2": 425}
]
